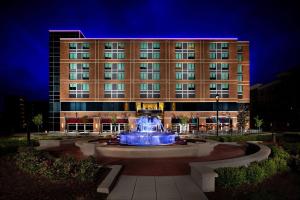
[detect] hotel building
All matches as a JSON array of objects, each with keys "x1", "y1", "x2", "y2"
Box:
[{"x1": 49, "y1": 30, "x2": 249, "y2": 133}]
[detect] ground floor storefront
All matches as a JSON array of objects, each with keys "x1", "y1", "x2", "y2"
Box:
[{"x1": 59, "y1": 111, "x2": 241, "y2": 134}]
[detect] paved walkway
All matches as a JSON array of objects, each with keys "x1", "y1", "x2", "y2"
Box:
[{"x1": 107, "y1": 175, "x2": 208, "y2": 200}]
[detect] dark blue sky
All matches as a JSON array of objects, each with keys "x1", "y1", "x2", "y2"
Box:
[{"x1": 0, "y1": 0, "x2": 300, "y2": 101}]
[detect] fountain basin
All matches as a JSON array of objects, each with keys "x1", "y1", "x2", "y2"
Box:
[{"x1": 120, "y1": 131, "x2": 176, "y2": 146}]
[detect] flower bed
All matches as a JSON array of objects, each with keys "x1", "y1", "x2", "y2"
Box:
[{"x1": 15, "y1": 147, "x2": 102, "y2": 181}]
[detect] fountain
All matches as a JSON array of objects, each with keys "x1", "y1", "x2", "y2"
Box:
[{"x1": 120, "y1": 116, "x2": 176, "y2": 146}]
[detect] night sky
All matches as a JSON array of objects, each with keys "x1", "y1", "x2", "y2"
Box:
[{"x1": 0, "y1": 0, "x2": 300, "y2": 103}]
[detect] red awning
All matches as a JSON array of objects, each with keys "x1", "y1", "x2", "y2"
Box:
[
  {"x1": 101, "y1": 118, "x2": 128, "y2": 123},
  {"x1": 66, "y1": 118, "x2": 93, "y2": 123}
]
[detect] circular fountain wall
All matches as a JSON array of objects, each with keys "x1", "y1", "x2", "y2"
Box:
[{"x1": 120, "y1": 116, "x2": 176, "y2": 146}]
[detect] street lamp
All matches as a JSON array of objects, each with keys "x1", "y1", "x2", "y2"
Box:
[{"x1": 216, "y1": 94, "x2": 220, "y2": 136}]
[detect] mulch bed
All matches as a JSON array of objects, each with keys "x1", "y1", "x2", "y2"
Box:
[{"x1": 0, "y1": 156, "x2": 108, "y2": 200}]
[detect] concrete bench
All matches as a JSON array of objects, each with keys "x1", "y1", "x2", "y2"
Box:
[
  {"x1": 97, "y1": 165, "x2": 123, "y2": 194},
  {"x1": 190, "y1": 165, "x2": 218, "y2": 192},
  {"x1": 75, "y1": 140, "x2": 96, "y2": 156},
  {"x1": 37, "y1": 139, "x2": 76, "y2": 150},
  {"x1": 190, "y1": 142, "x2": 271, "y2": 169}
]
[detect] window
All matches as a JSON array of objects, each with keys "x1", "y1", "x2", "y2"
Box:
[
  {"x1": 140, "y1": 83, "x2": 160, "y2": 98},
  {"x1": 210, "y1": 72, "x2": 216, "y2": 80},
  {"x1": 69, "y1": 53, "x2": 77, "y2": 59},
  {"x1": 69, "y1": 83, "x2": 89, "y2": 98},
  {"x1": 69, "y1": 43, "x2": 90, "y2": 59},
  {"x1": 237, "y1": 85, "x2": 243, "y2": 97},
  {"x1": 176, "y1": 83, "x2": 195, "y2": 98},
  {"x1": 140, "y1": 42, "x2": 160, "y2": 59},
  {"x1": 82, "y1": 53, "x2": 90, "y2": 59},
  {"x1": 237, "y1": 64, "x2": 243, "y2": 73},
  {"x1": 237, "y1": 74, "x2": 243, "y2": 81},
  {"x1": 82, "y1": 43, "x2": 90, "y2": 49},
  {"x1": 209, "y1": 63, "x2": 229, "y2": 80},
  {"x1": 140, "y1": 63, "x2": 160, "y2": 80},
  {"x1": 104, "y1": 42, "x2": 125, "y2": 59},
  {"x1": 237, "y1": 54, "x2": 243, "y2": 61},
  {"x1": 209, "y1": 42, "x2": 229, "y2": 59},
  {"x1": 175, "y1": 63, "x2": 195, "y2": 80},
  {"x1": 237, "y1": 64, "x2": 243, "y2": 82},
  {"x1": 69, "y1": 43, "x2": 77, "y2": 49},
  {"x1": 175, "y1": 42, "x2": 195, "y2": 59},
  {"x1": 104, "y1": 63, "x2": 125, "y2": 80},
  {"x1": 104, "y1": 83, "x2": 125, "y2": 98},
  {"x1": 237, "y1": 45, "x2": 243, "y2": 52},
  {"x1": 69, "y1": 63, "x2": 89, "y2": 80},
  {"x1": 209, "y1": 83, "x2": 229, "y2": 98}
]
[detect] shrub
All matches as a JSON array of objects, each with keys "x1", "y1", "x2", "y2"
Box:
[
  {"x1": 216, "y1": 146, "x2": 289, "y2": 188},
  {"x1": 216, "y1": 167, "x2": 247, "y2": 188},
  {"x1": 0, "y1": 137, "x2": 38, "y2": 156},
  {"x1": 270, "y1": 146, "x2": 290, "y2": 160},
  {"x1": 15, "y1": 147, "x2": 101, "y2": 181},
  {"x1": 77, "y1": 156, "x2": 100, "y2": 181},
  {"x1": 260, "y1": 159, "x2": 277, "y2": 178},
  {"x1": 283, "y1": 143, "x2": 300, "y2": 156},
  {"x1": 246, "y1": 162, "x2": 266, "y2": 184},
  {"x1": 207, "y1": 134, "x2": 272, "y2": 143}
]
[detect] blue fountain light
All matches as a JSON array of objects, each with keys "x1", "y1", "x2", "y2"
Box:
[{"x1": 120, "y1": 116, "x2": 176, "y2": 146}]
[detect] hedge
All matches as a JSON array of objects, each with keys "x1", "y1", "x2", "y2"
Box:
[
  {"x1": 207, "y1": 134, "x2": 272, "y2": 143},
  {"x1": 0, "y1": 137, "x2": 38, "y2": 156},
  {"x1": 215, "y1": 146, "x2": 289, "y2": 188},
  {"x1": 15, "y1": 147, "x2": 102, "y2": 181}
]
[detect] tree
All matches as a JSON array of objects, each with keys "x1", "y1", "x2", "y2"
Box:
[
  {"x1": 32, "y1": 114, "x2": 43, "y2": 133},
  {"x1": 237, "y1": 104, "x2": 249, "y2": 134},
  {"x1": 111, "y1": 115, "x2": 117, "y2": 133},
  {"x1": 179, "y1": 115, "x2": 189, "y2": 133},
  {"x1": 254, "y1": 115, "x2": 264, "y2": 132}
]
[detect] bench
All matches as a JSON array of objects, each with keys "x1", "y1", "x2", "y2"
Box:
[
  {"x1": 190, "y1": 165, "x2": 218, "y2": 192},
  {"x1": 97, "y1": 165, "x2": 123, "y2": 194}
]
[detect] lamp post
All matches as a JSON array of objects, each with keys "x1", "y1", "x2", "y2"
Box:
[{"x1": 216, "y1": 94, "x2": 220, "y2": 136}]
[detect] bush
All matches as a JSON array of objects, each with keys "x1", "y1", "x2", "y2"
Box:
[
  {"x1": 15, "y1": 147, "x2": 101, "y2": 181},
  {"x1": 246, "y1": 162, "x2": 266, "y2": 184},
  {"x1": 77, "y1": 157, "x2": 100, "y2": 181},
  {"x1": 207, "y1": 134, "x2": 272, "y2": 143},
  {"x1": 283, "y1": 143, "x2": 300, "y2": 156},
  {"x1": 216, "y1": 146, "x2": 289, "y2": 188},
  {"x1": 216, "y1": 167, "x2": 247, "y2": 188},
  {"x1": 0, "y1": 137, "x2": 38, "y2": 156},
  {"x1": 260, "y1": 159, "x2": 277, "y2": 177},
  {"x1": 270, "y1": 146, "x2": 290, "y2": 160}
]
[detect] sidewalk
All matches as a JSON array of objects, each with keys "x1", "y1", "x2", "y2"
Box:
[{"x1": 107, "y1": 175, "x2": 208, "y2": 200}]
